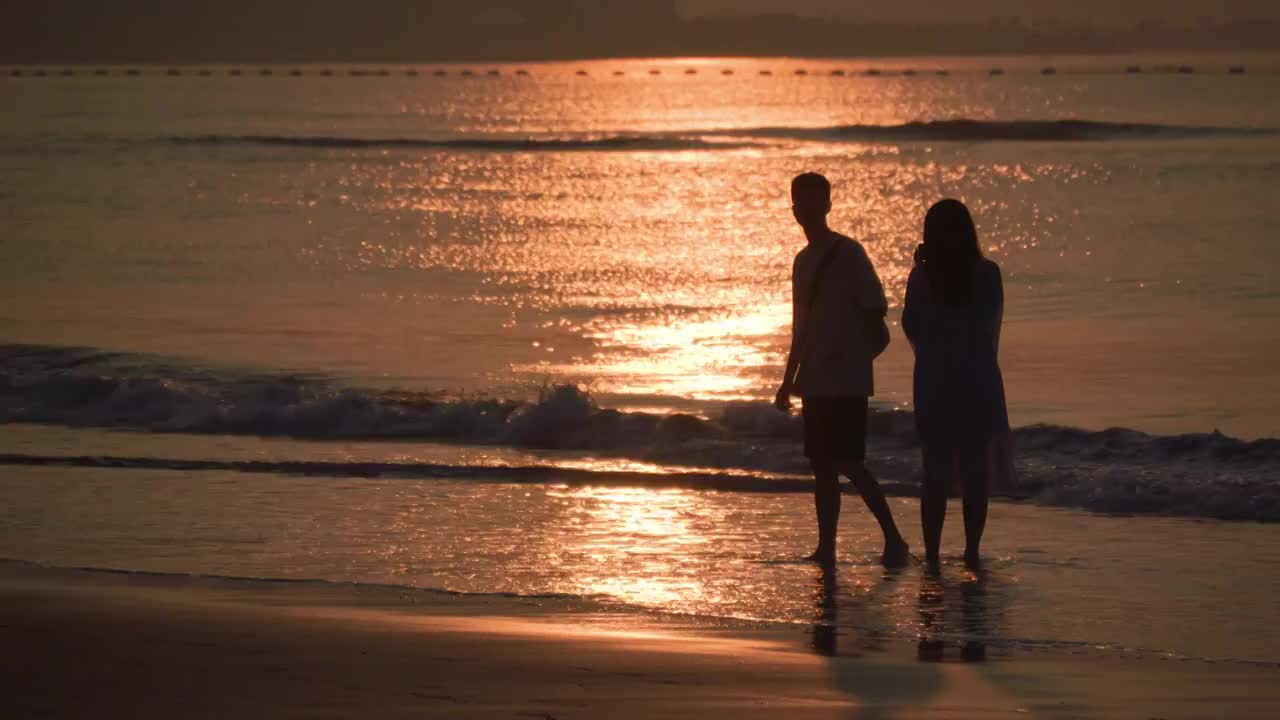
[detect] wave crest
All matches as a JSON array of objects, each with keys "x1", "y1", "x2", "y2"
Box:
[
  {"x1": 167, "y1": 133, "x2": 752, "y2": 152},
  {"x1": 165, "y1": 120, "x2": 1275, "y2": 153}
]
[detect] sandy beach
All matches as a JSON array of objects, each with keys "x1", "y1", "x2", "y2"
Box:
[{"x1": 2, "y1": 560, "x2": 1274, "y2": 719}]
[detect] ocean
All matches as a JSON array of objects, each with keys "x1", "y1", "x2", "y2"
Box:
[{"x1": 2, "y1": 53, "x2": 1278, "y2": 666}]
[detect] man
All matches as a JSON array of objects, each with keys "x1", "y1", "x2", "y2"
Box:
[{"x1": 776, "y1": 172, "x2": 910, "y2": 567}]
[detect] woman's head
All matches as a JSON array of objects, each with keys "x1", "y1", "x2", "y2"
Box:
[{"x1": 922, "y1": 199, "x2": 982, "y2": 305}]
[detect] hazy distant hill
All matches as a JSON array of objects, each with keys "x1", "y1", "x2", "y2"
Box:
[{"x1": 2, "y1": 0, "x2": 1276, "y2": 63}]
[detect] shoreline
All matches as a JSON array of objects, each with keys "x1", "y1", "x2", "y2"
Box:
[{"x1": 4, "y1": 560, "x2": 1276, "y2": 719}]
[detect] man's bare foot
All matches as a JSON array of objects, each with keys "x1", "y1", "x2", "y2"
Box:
[
  {"x1": 882, "y1": 539, "x2": 911, "y2": 568},
  {"x1": 805, "y1": 547, "x2": 836, "y2": 566}
]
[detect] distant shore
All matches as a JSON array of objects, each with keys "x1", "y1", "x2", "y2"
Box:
[
  {"x1": 3, "y1": 560, "x2": 1275, "y2": 719},
  {"x1": 5, "y1": 49, "x2": 1280, "y2": 67}
]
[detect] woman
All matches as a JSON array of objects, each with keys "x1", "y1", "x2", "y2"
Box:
[{"x1": 902, "y1": 199, "x2": 1010, "y2": 570}]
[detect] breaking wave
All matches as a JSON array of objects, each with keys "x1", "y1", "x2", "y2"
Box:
[
  {"x1": 3, "y1": 343, "x2": 1278, "y2": 522},
  {"x1": 165, "y1": 120, "x2": 1275, "y2": 153},
  {"x1": 167, "y1": 133, "x2": 754, "y2": 152},
  {"x1": 747, "y1": 118, "x2": 1275, "y2": 142}
]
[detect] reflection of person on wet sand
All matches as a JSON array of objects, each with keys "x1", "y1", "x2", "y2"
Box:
[
  {"x1": 918, "y1": 571, "x2": 990, "y2": 662},
  {"x1": 809, "y1": 565, "x2": 899, "y2": 659},
  {"x1": 813, "y1": 565, "x2": 945, "y2": 719},
  {"x1": 810, "y1": 566, "x2": 840, "y2": 656},
  {"x1": 775, "y1": 172, "x2": 910, "y2": 568}
]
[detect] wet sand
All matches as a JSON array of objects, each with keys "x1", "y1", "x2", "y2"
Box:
[{"x1": 2, "y1": 561, "x2": 1275, "y2": 719}]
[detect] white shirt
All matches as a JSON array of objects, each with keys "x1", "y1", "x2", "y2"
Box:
[{"x1": 791, "y1": 232, "x2": 889, "y2": 398}]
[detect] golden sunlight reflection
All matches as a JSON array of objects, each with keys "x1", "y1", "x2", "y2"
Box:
[
  {"x1": 548, "y1": 486, "x2": 724, "y2": 609},
  {"x1": 518, "y1": 302, "x2": 790, "y2": 400},
  {"x1": 300, "y1": 103, "x2": 1053, "y2": 407}
]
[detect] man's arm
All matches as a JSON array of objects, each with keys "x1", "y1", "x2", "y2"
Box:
[
  {"x1": 854, "y1": 243, "x2": 890, "y2": 350},
  {"x1": 776, "y1": 333, "x2": 803, "y2": 411},
  {"x1": 776, "y1": 258, "x2": 804, "y2": 411}
]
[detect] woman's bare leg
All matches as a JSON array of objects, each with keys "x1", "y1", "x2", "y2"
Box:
[
  {"x1": 920, "y1": 445, "x2": 951, "y2": 569},
  {"x1": 959, "y1": 445, "x2": 990, "y2": 569}
]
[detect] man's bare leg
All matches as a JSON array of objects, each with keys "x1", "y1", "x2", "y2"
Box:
[
  {"x1": 836, "y1": 459, "x2": 911, "y2": 567},
  {"x1": 806, "y1": 458, "x2": 842, "y2": 565}
]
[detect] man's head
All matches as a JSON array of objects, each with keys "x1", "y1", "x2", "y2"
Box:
[{"x1": 791, "y1": 172, "x2": 831, "y2": 230}]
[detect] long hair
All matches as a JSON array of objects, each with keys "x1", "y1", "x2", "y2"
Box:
[{"x1": 922, "y1": 199, "x2": 982, "y2": 306}]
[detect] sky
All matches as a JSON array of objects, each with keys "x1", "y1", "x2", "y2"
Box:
[{"x1": 681, "y1": 0, "x2": 1280, "y2": 25}]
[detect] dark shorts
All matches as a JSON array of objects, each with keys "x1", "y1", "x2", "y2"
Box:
[{"x1": 802, "y1": 396, "x2": 868, "y2": 460}]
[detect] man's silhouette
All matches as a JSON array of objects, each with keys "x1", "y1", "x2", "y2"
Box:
[{"x1": 776, "y1": 173, "x2": 909, "y2": 567}]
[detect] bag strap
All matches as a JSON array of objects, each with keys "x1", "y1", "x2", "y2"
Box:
[
  {"x1": 791, "y1": 237, "x2": 842, "y2": 382},
  {"x1": 805, "y1": 236, "x2": 842, "y2": 317}
]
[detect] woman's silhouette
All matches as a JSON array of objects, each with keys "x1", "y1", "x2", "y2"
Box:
[{"x1": 902, "y1": 199, "x2": 1010, "y2": 570}]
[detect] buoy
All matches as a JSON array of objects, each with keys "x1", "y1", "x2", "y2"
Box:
[
  {"x1": 935, "y1": 69, "x2": 950, "y2": 76},
  {"x1": 166, "y1": 69, "x2": 180, "y2": 76},
  {"x1": 759, "y1": 69, "x2": 772, "y2": 76},
  {"x1": 1177, "y1": 65, "x2": 1193, "y2": 74},
  {"x1": 865, "y1": 68, "x2": 882, "y2": 76},
  {"x1": 794, "y1": 69, "x2": 808, "y2": 75},
  {"x1": 684, "y1": 68, "x2": 697, "y2": 75},
  {"x1": 125, "y1": 68, "x2": 139, "y2": 76},
  {"x1": 722, "y1": 69, "x2": 734, "y2": 75},
  {"x1": 488, "y1": 69, "x2": 500, "y2": 76},
  {"x1": 259, "y1": 69, "x2": 273, "y2": 76},
  {"x1": 374, "y1": 69, "x2": 390, "y2": 76},
  {"x1": 319, "y1": 69, "x2": 333, "y2": 76},
  {"x1": 229, "y1": 69, "x2": 242, "y2": 76},
  {"x1": 433, "y1": 69, "x2": 446, "y2": 76},
  {"x1": 830, "y1": 69, "x2": 845, "y2": 76},
  {"x1": 290, "y1": 69, "x2": 304, "y2": 77},
  {"x1": 460, "y1": 69, "x2": 474, "y2": 76},
  {"x1": 1041, "y1": 67, "x2": 1057, "y2": 75},
  {"x1": 1126, "y1": 65, "x2": 1142, "y2": 74},
  {"x1": 649, "y1": 69, "x2": 661, "y2": 75},
  {"x1": 515, "y1": 69, "x2": 529, "y2": 76},
  {"x1": 901, "y1": 69, "x2": 917, "y2": 76},
  {"x1": 95, "y1": 69, "x2": 109, "y2": 76},
  {"x1": 989, "y1": 68, "x2": 1005, "y2": 76},
  {"x1": 1229, "y1": 66, "x2": 1246, "y2": 75},
  {"x1": 575, "y1": 69, "x2": 588, "y2": 76},
  {"x1": 61, "y1": 69, "x2": 75, "y2": 76}
]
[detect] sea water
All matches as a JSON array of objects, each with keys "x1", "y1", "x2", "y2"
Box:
[{"x1": 2, "y1": 54, "x2": 1278, "y2": 664}]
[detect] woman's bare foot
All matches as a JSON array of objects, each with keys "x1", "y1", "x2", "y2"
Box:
[
  {"x1": 924, "y1": 552, "x2": 942, "y2": 574},
  {"x1": 963, "y1": 549, "x2": 983, "y2": 571}
]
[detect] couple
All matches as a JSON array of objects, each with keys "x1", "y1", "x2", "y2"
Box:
[{"x1": 775, "y1": 173, "x2": 1009, "y2": 571}]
